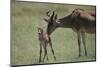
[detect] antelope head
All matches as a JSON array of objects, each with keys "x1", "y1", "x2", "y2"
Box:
[
  {"x1": 43, "y1": 10, "x2": 60, "y2": 35},
  {"x1": 44, "y1": 10, "x2": 60, "y2": 24}
]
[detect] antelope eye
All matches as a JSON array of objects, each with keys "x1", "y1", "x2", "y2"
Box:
[{"x1": 56, "y1": 20, "x2": 60, "y2": 24}]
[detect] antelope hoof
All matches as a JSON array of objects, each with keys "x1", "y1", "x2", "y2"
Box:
[
  {"x1": 47, "y1": 57, "x2": 49, "y2": 61},
  {"x1": 85, "y1": 53, "x2": 87, "y2": 56},
  {"x1": 39, "y1": 60, "x2": 41, "y2": 63},
  {"x1": 78, "y1": 54, "x2": 81, "y2": 57},
  {"x1": 54, "y1": 56, "x2": 56, "y2": 61}
]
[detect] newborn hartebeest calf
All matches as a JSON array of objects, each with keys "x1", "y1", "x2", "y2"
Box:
[{"x1": 37, "y1": 27, "x2": 56, "y2": 63}]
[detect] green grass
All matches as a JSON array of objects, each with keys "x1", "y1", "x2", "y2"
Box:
[{"x1": 11, "y1": 1, "x2": 96, "y2": 65}]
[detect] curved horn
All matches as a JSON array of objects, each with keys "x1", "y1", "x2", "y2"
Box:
[
  {"x1": 54, "y1": 13, "x2": 58, "y2": 20},
  {"x1": 52, "y1": 10, "x2": 58, "y2": 20},
  {"x1": 50, "y1": 11, "x2": 55, "y2": 21},
  {"x1": 46, "y1": 10, "x2": 51, "y2": 17},
  {"x1": 46, "y1": 10, "x2": 56, "y2": 17}
]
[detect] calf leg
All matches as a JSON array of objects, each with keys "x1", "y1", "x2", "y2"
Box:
[
  {"x1": 39, "y1": 42, "x2": 42, "y2": 63},
  {"x1": 46, "y1": 43, "x2": 49, "y2": 61},
  {"x1": 43, "y1": 42, "x2": 48, "y2": 62}
]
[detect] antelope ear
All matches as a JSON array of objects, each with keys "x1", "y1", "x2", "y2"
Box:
[
  {"x1": 43, "y1": 18, "x2": 49, "y2": 23},
  {"x1": 54, "y1": 14, "x2": 58, "y2": 20},
  {"x1": 56, "y1": 20, "x2": 61, "y2": 24}
]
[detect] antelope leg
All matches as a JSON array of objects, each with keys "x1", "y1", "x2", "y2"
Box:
[
  {"x1": 49, "y1": 37, "x2": 56, "y2": 60},
  {"x1": 81, "y1": 32, "x2": 87, "y2": 56},
  {"x1": 77, "y1": 32, "x2": 81, "y2": 57}
]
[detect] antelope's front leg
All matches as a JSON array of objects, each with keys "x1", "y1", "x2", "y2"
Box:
[
  {"x1": 77, "y1": 32, "x2": 81, "y2": 57},
  {"x1": 49, "y1": 37, "x2": 56, "y2": 60},
  {"x1": 81, "y1": 32, "x2": 87, "y2": 56}
]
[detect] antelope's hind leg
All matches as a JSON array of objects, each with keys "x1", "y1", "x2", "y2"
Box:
[
  {"x1": 81, "y1": 32, "x2": 87, "y2": 56},
  {"x1": 77, "y1": 32, "x2": 81, "y2": 57}
]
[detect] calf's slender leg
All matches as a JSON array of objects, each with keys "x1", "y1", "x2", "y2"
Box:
[
  {"x1": 43, "y1": 42, "x2": 48, "y2": 62},
  {"x1": 39, "y1": 42, "x2": 42, "y2": 63}
]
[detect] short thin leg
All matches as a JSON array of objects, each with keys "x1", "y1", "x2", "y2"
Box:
[
  {"x1": 39, "y1": 42, "x2": 42, "y2": 63},
  {"x1": 43, "y1": 43, "x2": 48, "y2": 62},
  {"x1": 49, "y1": 37, "x2": 56, "y2": 60},
  {"x1": 77, "y1": 32, "x2": 81, "y2": 57},
  {"x1": 46, "y1": 43, "x2": 49, "y2": 61},
  {"x1": 81, "y1": 32, "x2": 87, "y2": 56}
]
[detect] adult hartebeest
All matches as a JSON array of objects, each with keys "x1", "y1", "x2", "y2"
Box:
[
  {"x1": 44, "y1": 8, "x2": 96, "y2": 57},
  {"x1": 37, "y1": 27, "x2": 56, "y2": 63}
]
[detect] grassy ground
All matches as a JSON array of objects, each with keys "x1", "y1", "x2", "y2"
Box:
[{"x1": 11, "y1": 1, "x2": 96, "y2": 65}]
